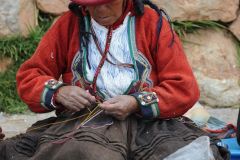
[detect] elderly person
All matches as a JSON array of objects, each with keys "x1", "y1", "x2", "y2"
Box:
[{"x1": 0, "y1": 0, "x2": 228, "y2": 159}]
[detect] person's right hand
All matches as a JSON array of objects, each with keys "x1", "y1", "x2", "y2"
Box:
[{"x1": 55, "y1": 86, "x2": 96, "y2": 112}]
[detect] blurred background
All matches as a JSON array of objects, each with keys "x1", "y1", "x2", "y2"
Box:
[{"x1": 0, "y1": 0, "x2": 239, "y2": 137}]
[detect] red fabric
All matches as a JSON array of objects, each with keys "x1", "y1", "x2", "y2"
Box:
[
  {"x1": 71, "y1": 0, "x2": 111, "y2": 6},
  {"x1": 16, "y1": 7, "x2": 199, "y2": 118}
]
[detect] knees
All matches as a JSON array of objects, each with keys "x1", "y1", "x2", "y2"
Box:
[{"x1": 34, "y1": 140, "x2": 126, "y2": 160}]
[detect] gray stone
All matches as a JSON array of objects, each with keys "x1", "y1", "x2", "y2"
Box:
[
  {"x1": 206, "y1": 107, "x2": 238, "y2": 125},
  {"x1": 1, "y1": 112, "x2": 55, "y2": 138},
  {"x1": 230, "y1": 13, "x2": 240, "y2": 41},
  {"x1": 0, "y1": 0, "x2": 38, "y2": 37},
  {"x1": 36, "y1": 0, "x2": 69, "y2": 15},
  {"x1": 152, "y1": 0, "x2": 239, "y2": 22},
  {"x1": 183, "y1": 29, "x2": 240, "y2": 107}
]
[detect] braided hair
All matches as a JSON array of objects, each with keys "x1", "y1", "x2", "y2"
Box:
[
  {"x1": 133, "y1": 0, "x2": 175, "y2": 48},
  {"x1": 68, "y1": 0, "x2": 174, "y2": 63}
]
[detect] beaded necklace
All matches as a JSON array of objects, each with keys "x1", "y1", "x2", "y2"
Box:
[{"x1": 88, "y1": 26, "x2": 113, "y2": 101}]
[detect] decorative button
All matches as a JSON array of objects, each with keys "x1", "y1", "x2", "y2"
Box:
[
  {"x1": 132, "y1": 92, "x2": 159, "y2": 107},
  {"x1": 45, "y1": 79, "x2": 63, "y2": 90}
]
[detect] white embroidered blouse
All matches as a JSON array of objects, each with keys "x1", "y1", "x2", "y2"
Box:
[{"x1": 86, "y1": 14, "x2": 136, "y2": 99}]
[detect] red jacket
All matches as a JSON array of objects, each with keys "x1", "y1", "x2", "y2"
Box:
[{"x1": 16, "y1": 7, "x2": 199, "y2": 119}]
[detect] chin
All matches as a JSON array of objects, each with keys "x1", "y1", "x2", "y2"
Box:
[
  {"x1": 98, "y1": 21, "x2": 114, "y2": 26},
  {"x1": 96, "y1": 18, "x2": 115, "y2": 26}
]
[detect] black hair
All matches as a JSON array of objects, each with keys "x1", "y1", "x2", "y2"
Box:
[
  {"x1": 69, "y1": 3, "x2": 92, "y2": 68},
  {"x1": 133, "y1": 0, "x2": 175, "y2": 48},
  {"x1": 68, "y1": 0, "x2": 174, "y2": 63}
]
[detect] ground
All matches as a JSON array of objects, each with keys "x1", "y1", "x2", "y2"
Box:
[{"x1": 0, "y1": 107, "x2": 239, "y2": 138}]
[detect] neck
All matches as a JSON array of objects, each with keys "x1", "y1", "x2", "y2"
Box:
[{"x1": 110, "y1": 0, "x2": 132, "y2": 29}]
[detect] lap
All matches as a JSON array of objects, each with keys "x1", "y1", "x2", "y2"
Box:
[
  {"x1": 0, "y1": 113, "x2": 226, "y2": 160},
  {"x1": 32, "y1": 140, "x2": 126, "y2": 160},
  {"x1": 130, "y1": 117, "x2": 225, "y2": 160}
]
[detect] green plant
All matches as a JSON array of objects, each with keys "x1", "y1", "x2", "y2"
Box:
[
  {"x1": 172, "y1": 20, "x2": 226, "y2": 38},
  {"x1": 237, "y1": 41, "x2": 240, "y2": 67},
  {"x1": 0, "y1": 12, "x2": 54, "y2": 113}
]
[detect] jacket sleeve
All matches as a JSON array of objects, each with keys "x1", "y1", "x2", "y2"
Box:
[
  {"x1": 16, "y1": 16, "x2": 69, "y2": 113},
  {"x1": 134, "y1": 17, "x2": 200, "y2": 119}
]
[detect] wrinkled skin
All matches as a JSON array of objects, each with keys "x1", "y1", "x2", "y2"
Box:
[
  {"x1": 56, "y1": 86, "x2": 96, "y2": 112},
  {"x1": 87, "y1": 0, "x2": 125, "y2": 26},
  {"x1": 99, "y1": 95, "x2": 139, "y2": 120}
]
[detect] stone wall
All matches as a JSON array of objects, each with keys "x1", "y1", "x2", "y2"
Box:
[
  {"x1": 0, "y1": 0, "x2": 240, "y2": 108},
  {"x1": 0, "y1": 0, "x2": 38, "y2": 37}
]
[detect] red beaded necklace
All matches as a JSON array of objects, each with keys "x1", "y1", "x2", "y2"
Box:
[{"x1": 89, "y1": 26, "x2": 113, "y2": 99}]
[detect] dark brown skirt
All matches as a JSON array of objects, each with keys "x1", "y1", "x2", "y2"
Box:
[{"x1": 0, "y1": 111, "x2": 229, "y2": 160}]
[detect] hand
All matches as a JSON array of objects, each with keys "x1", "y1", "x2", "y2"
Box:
[
  {"x1": 99, "y1": 95, "x2": 139, "y2": 120},
  {"x1": 0, "y1": 127, "x2": 5, "y2": 140},
  {"x1": 56, "y1": 86, "x2": 96, "y2": 112}
]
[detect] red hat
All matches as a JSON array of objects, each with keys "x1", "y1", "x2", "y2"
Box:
[{"x1": 70, "y1": 0, "x2": 112, "y2": 6}]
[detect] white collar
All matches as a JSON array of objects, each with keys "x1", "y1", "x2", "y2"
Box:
[{"x1": 91, "y1": 12, "x2": 131, "y2": 33}]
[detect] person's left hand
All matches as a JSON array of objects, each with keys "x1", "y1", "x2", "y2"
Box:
[{"x1": 99, "y1": 95, "x2": 139, "y2": 120}]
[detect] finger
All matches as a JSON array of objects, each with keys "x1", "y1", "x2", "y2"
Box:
[
  {"x1": 61, "y1": 96, "x2": 87, "y2": 112},
  {"x1": 100, "y1": 103, "x2": 120, "y2": 112},
  {"x1": 78, "y1": 89, "x2": 96, "y2": 103},
  {"x1": 85, "y1": 92, "x2": 96, "y2": 102},
  {"x1": 72, "y1": 95, "x2": 92, "y2": 107},
  {"x1": 65, "y1": 95, "x2": 89, "y2": 109},
  {"x1": 103, "y1": 97, "x2": 119, "y2": 104},
  {"x1": 104, "y1": 110, "x2": 120, "y2": 119},
  {"x1": 61, "y1": 97, "x2": 80, "y2": 109},
  {"x1": 74, "y1": 102, "x2": 87, "y2": 110},
  {"x1": 62, "y1": 97, "x2": 82, "y2": 112},
  {"x1": 66, "y1": 104, "x2": 81, "y2": 112},
  {"x1": 106, "y1": 111, "x2": 125, "y2": 121}
]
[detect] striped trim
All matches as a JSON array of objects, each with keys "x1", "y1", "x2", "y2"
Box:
[
  {"x1": 40, "y1": 80, "x2": 65, "y2": 110},
  {"x1": 140, "y1": 102, "x2": 160, "y2": 119},
  {"x1": 41, "y1": 87, "x2": 55, "y2": 110},
  {"x1": 151, "y1": 103, "x2": 160, "y2": 118},
  {"x1": 141, "y1": 105, "x2": 154, "y2": 119},
  {"x1": 131, "y1": 92, "x2": 160, "y2": 119}
]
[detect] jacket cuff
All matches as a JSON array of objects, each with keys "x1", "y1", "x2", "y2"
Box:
[
  {"x1": 40, "y1": 79, "x2": 65, "y2": 111},
  {"x1": 131, "y1": 92, "x2": 160, "y2": 119}
]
